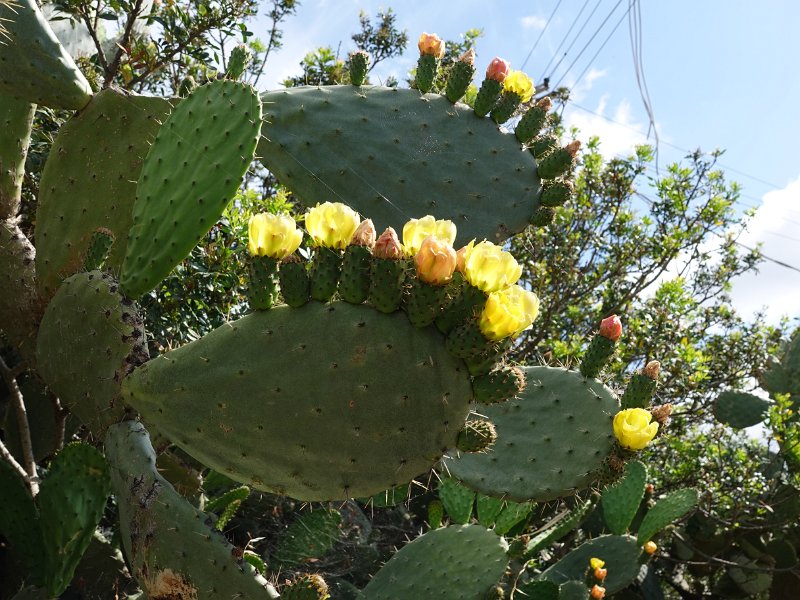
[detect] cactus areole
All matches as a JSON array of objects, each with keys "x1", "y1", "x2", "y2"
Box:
[{"x1": 123, "y1": 302, "x2": 473, "y2": 500}]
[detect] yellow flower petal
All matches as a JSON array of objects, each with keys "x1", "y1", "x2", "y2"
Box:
[{"x1": 305, "y1": 202, "x2": 360, "y2": 249}]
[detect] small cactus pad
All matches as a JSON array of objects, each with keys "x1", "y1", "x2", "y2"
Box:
[
  {"x1": 762, "y1": 331, "x2": 800, "y2": 398},
  {"x1": 362, "y1": 525, "x2": 508, "y2": 600},
  {"x1": 558, "y1": 581, "x2": 589, "y2": 600},
  {"x1": 123, "y1": 301, "x2": 472, "y2": 500},
  {"x1": 0, "y1": 94, "x2": 36, "y2": 220},
  {"x1": 713, "y1": 391, "x2": 771, "y2": 429},
  {"x1": 600, "y1": 460, "x2": 647, "y2": 535},
  {"x1": 636, "y1": 488, "x2": 698, "y2": 545},
  {"x1": 0, "y1": 223, "x2": 40, "y2": 365},
  {"x1": 540, "y1": 535, "x2": 641, "y2": 595},
  {"x1": 120, "y1": 80, "x2": 262, "y2": 298},
  {"x1": 445, "y1": 366, "x2": 619, "y2": 502},
  {"x1": 438, "y1": 477, "x2": 476, "y2": 525},
  {"x1": 0, "y1": 457, "x2": 40, "y2": 578},
  {"x1": 105, "y1": 421, "x2": 275, "y2": 600},
  {"x1": 0, "y1": 0, "x2": 92, "y2": 109},
  {"x1": 36, "y1": 443, "x2": 111, "y2": 597},
  {"x1": 256, "y1": 86, "x2": 543, "y2": 246},
  {"x1": 36, "y1": 271, "x2": 148, "y2": 436},
  {"x1": 35, "y1": 89, "x2": 173, "y2": 297},
  {"x1": 524, "y1": 497, "x2": 596, "y2": 557},
  {"x1": 272, "y1": 508, "x2": 342, "y2": 569}
]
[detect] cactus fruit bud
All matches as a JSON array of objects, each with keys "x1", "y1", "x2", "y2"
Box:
[
  {"x1": 373, "y1": 227, "x2": 403, "y2": 260},
  {"x1": 402, "y1": 215, "x2": 457, "y2": 256},
  {"x1": 529, "y1": 133, "x2": 559, "y2": 159},
  {"x1": 491, "y1": 71, "x2": 534, "y2": 124},
  {"x1": 540, "y1": 180, "x2": 574, "y2": 208},
  {"x1": 590, "y1": 585, "x2": 606, "y2": 599},
  {"x1": 414, "y1": 236, "x2": 457, "y2": 286},
  {"x1": 589, "y1": 558, "x2": 605, "y2": 570},
  {"x1": 339, "y1": 244, "x2": 373, "y2": 304},
  {"x1": 428, "y1": 499, "x2": 444, "y2": 528},
  {"x1": 613, "y1": 408, "x2": 659, "y2": 451},
  {"x1": 537, "y1": 140, "x2": 581, "y2": 179},
  {"x1": 650, "y1": 403, "x2": 673, "y2": 426},
  {"x1": 309, "y1": 247, "x2": 343, "y2": 302},
  {"x1": 566, "y1": 140, "x2": 582, "y2": 157},
  {"x1": 478, "y1": 285, "x2": 540, "y2": 341},
  {"x1": 281, "y1": 573, "x2": 329, "y2": 600},
  {"x1": 485, "y1": 57, "x2": 510, "y2": 82},
  {"x1": 349, "y1": 50, "x2": 370, "y2": 86},
  {"x1": 445, "y1": 49, "x2": 477, "y2": 103},
  {"x1": 643, "y1": 541, "x2": 657, "y2": 555},
  {"x1": 645, "y1": 483, "x2": 654, "y2": 494},
  {"x1": 529, "y1": 206, "x2": 556, "y2": 227},
  {"x1": 247, "y1": 256, "x2": 280, "y2": 310},
  {"x1": 305, "y1": 202, "x2": 360, "y2": 250},
  {"x1": 456, "y1": 420, "x2": 497, "y2": 453},
  {"x1": 462, "y1": 240, "x2": 522, "y2": 293},
  {"x1": 599, "y1": 315, "x2": 623, "y2": 342},
  {"x1": 279, "y1": 254, "x2": 310, "y2": 307},
  {"x1": 643, "y1": 360, "x2": 661, "y2": 380},
  {"x1": 515, "y1": 97, "x2": 552, "y2": 143},
  {"x1": 227, "y1": 43, "x2": 252, "y2": 80},
  {"x1": 594, "y1": 568, "x2": 607, "y2": 581},
  {"x1": 350, "y1": 218, "x2": 376, "y2": 248},
  {"x1": 472, "y1": 365, "x2": 525, "y2": 404},
  {"x1": 621, "y1": 360, "x2": 660, "y2": 409},
  {"x1": 417, "y1": 32, "x2": 445, "y2": 58},
  {"x1": 248, "y1": 213, "x2": 303, "y2": 259}
]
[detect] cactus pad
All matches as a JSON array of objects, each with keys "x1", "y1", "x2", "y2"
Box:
[
  {"x1": 272, "y1": 508, "x2": 342, "y2": 569},
  {"x1": 0, "y1": 0, "x2": 92, "y2": 109},
  {"x1": 35, "y1": 89, "x2": 173, "y2": 297},
  {"x1": 438, "y1": 477, "x2": 476, "y2": 525},
  {"x1": 105, "y1": 421, "x2": 276, "y2": 600},
  {"x1": 120, "y1": 80, "x2": 262, "y2": 298},
  {"x1": 445, "y1": 366, "x2": 619, "y2": 502},
  {"x1": 713, "y1": 391, "x2": 771, "y2": 429},
  {"x1": 0, "y1": 223, "x2": 40, "y2": 364},
  {"x1": 256, "y1": 86, "x2": 542, "y2": 246},
  {"x1": 123, "y1": 301, "x2": 472, "y2": 500},
  {"x1": 0, "y1": 94, "x2": 35, "y2": 220},
  {"x1": 540, "y1": 535, "x2": 642, "y2": 595},
  {"x1": 637, "y1": 488, "x2": 698, "y2": 544},
  {"x1": 36, "y1": 271, "x2": 148, "y2": 436},
  {"x1": 601, "y1": 460, "x2": 647, "y2": 535},
  {"x1": 362, "y1": 525, "x2": 508, "y2": 600}
]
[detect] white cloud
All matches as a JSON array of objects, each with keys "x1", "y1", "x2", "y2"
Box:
[
  {"x1": 520, "y1": 15, "x2": 547, "y2": 29},
  {"x1": 729, "y1": 176, "x2": 800, "y2": 323},
  {"x1": 563, "y1": 95, "x2": 651, "y2": 158}
]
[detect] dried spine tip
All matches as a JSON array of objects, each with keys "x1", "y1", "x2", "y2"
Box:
[
  {"x1": 536, "y1": 96, "x2": 553, "y2": 111},
  {"x1": 642, "y1": 360, "x2": 661, "y2": 380},
  {"x1": 565, "y1": 139, "x2": 582, "y2": 157},
  {"x1": 350, "y1": 218, "x2": 376, "y2": 247}
]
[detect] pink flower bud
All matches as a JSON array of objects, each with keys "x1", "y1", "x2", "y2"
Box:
[
  {"x1": 458, "y1": 48, "x2": 476, "y2": 65},
  {"x1": 418, "y1": 32, "x2": 445, "y2": 58},
  {"x1": 536, "y1": 96, "x2": 553, "y2": 112},
  {"x1": 485, "y1": 57, "x2": 510, "y2": 82},
  {"x1": 599, "y1": 315, "x2": 622, "y2": 342},
  {"x1": 373, "y1": 227, "x2": 403, "y2": 260},
  {"x1": 565, "y1": 140, "x2": 582, "y2": 158},
  {"x1": 350, "y1": 219, "x2": 376, "y2": 248}
]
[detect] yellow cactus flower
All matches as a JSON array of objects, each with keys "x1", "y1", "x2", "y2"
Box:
[
  {"x1": 247, "y1": 213, "x2": 303, "y2": 259},
  {"x1": 402, "y1": 215, "x2": 457, "y2": 256},
  {"x1": 418, "y1": 32, "x2": 445, "y2": 58},
  {"x1": 463, "y1": 240, "x2": 522, "y2": 293},
  {"x1": 305, "y1": 202, "x2": 360, "y2": 250},
  {"x1": 643, "y1": 541, "x2": 658, "y2": 555},
  {"x1": 613, "y1": 408, "x2": 659, "y2": 451},
  {"x1": 589, "y1": 557, "x2": 605, "y2": 570},
  {"x1": 478, "y1": 285, "x2": 540, "y2": 341},
  {"x1": 455, "y1": 240, "x2": 475, "y2": 274},
  {"x1": 415, "y1": 236, "x2": 457, "y2": 286},
  {"x1": 503, "y1": 70, "x2": 534, "y2": 103}
]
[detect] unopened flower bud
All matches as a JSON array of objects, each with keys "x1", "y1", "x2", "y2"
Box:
[
  {"x1": 590, "y1": 585, "x2": 606, "y2": 599},
  {"x1": 643, "y1": 360, "x2": 661, "y2": 380},
  {"x1": 485, "y1": 57, "x2": 510, "y2": 82},
  {"x1": 599, "y1": 315, "x2": 623, "y2": 342},
  {"x1": 565, "y1": 139, "x2": 582, "y2": 157},
  {"x1": 373, "y1": 227, "x2": 403, "y2": 260},
  {"x1": 643, "y1": 541, "x2": 657, "y2": 555},
  {"x1": 645, "y1": 483, "x2": 654, "y2": 494},
  {"x1": 415, "y1": 236, "x2": 457, "y2": 286},
  {"x1": 458, "y1": 48, "x2": 476, "y2": 65},
  {"x1": 418, "y1": 32, "x2": 445, "y2": 58},
  {"x1": 650, "y1": 403, "x2": 673, "y2": 426},
  {"x1": 594, "y1": 568, "x2": 607, "y2": 581},
  {"x1": 589, "y1": 558, "x2": 605, "y2": 570},
  {"x1": 351, "y1": 219, "x2": 376, "y2": 248},
  {"x1": 536, "y1": 96, "x2": 553, "y2": 112}
]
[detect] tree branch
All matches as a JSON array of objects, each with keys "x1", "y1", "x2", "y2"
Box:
[
  {"x1": 103, "y1": 0, "x2": 145, "y2": 87},
  {"x1": 0, "y1": 356, "x2": 38, "y2": 494}
]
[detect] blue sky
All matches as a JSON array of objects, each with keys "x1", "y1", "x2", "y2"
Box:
[{"x1": 250, "y1": 0, "x2": 800, "y2": 324}]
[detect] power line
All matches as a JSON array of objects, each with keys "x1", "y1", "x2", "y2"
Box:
[
  {"x1": 547, "y1": 0, "x2": 605, "y2": 80},
  {"x1": 571, "y1": 1, "x2": 633, "y2": 91},
  {"x1": 520, "y1": 0, "x2": 564, "y2": 71},
  {"x1": 627, "y1": 0, "x2": 659, "y2": 165},
  {"x1": 538, "y1": 0, "x2": 591, "y2": 79},
  {"x1": 552, "y1": 0, "x2": 624, "y2": 90},
  {"x1": 734, "y1": 242, "x2": 800, "y2": 275}
]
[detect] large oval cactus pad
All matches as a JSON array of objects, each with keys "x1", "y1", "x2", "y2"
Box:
[
  {"x1": 445, "y1": 366, "x2": 619, "y2": 502},
  {"x1": 0, "y1": 0, "x2": 92, "y2": 109},
  {"x1": 120, "y1": 80, "x2": 262, "y2": 298},
  {"x1": 36, "y1": 271, "x2": 148, "y2": 436},
  {"x1": 35, "y1": 90, "x2": 174, "y2": 298},
  {"x1": 258, "y1": 86, "x2": 541, "y2": 246},
  {"x1": 362, "y1": 525, "x2": 508, "y2": 600},
  {"x1": 123, "y1": 301, "x2": 473, "y2": 500}
]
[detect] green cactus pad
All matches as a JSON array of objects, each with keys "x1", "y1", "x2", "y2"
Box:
[
  {"x1": 37, "y1": 443, "x2": 111, "y2": 597},
  {"x1": 0, "y1": 0, "x2": 92, "y2": 109},
  {"x1": 762, "y1": 331, "x2": 800, "y2": 398},
  {"x1": 713, "y1": 391, "x2": 771, "y2": 429},
  {"x1": 579, "y1": 335, "x2": 616, "y2": 379},
  {"x1": 428, "y1": 499, "x2": 444, "y2": 528},
  {"x1": 310, "y1": 246, "x2": 343, "y2": 302},
  {"x1": 0, "y1": 94, "x2": 35, "y2": 220},
  {"x1": 537, "y1": 147, "x2": 576, "y2": 180},
  {"x1": 529, "y1": 135, "x2": 559, "y2": 160},
  {"x1": 558, "y1": 581, "x2": 589, "y2": 600},
  {"x1": 0, "y1": 223, "x2": 40, "y2": 365},
  {"x1": 279, "y1": 257, "x2": 311, "y2": 307},
  {"x1": 637, "y1": 488, "x2": 698, "y2": 545},
  {"x1": 368, "y1": 258, "x2": 406, "y2": 313},
  {"x1": 340, "y1": 245, "x2": 372, "y2": 304},
  {"x1": 493, "y1": 500, "x2": 532, "y2": 535},
  {"x1": 524, "y1": 497, "x2": 597, "y2": 557},
  {"x1": 445, "y1": 60, "x2": 476, "y2": 103},
  {"x1": 406, "y1": 278, "x2": 449, "y2": 327},
  {"x1": 282, "y1": 574, "x2": 329, "y2": 600},
  {"x1": 490, "y1": 91, "x2": 522, "y2": 125},
  {"x1": 272, "y1": 508, "x2": 342, "y2": 569},
  {"x1": 105, "y1": 421, "x2": 276, "y2": 600},
  {"x1": 362, "y1": 525, "x2": 508, "y2": 600},
  {"x1": 248, "y1": 256, "x2": 280, "y2": 310},
  {"x1": 120, "y1": 80, "x2": 262, "y2": 298},
  {"x1": 0, "y1": 458, "x2": 40, "y2": 577},
  {"x1": 620, "y1": 371, "x2": 658, "y2": 409},
  {"x1": 36, "y1": 271, "x2": 148, "y2": 436},
  {"x1": 445, "y1": 366, "x2": 619, "y2": 502},
  {"x1": 601, "y1": 460, "x2": 647, "y2": 535},
  {"x1": 515, "y1": 102, "x2": 551, "y2": 144},
  {"x1": 256, "y1": 86, "x2": 542, "y2": 247},
  {"x1": 349, "y1": 51, "x2": 370, "y2": 86},
  {"x1": 123, "y1": 301, "x2": 473, "y2": 500},
  {"x1": 415, "y1": 54, "x2": 438, "y2": 93},
  {"x1": 473, "y1": 79, "x2": 502, "y2": 118},
  {"x1": 514, "y1": 580, "x2": 559, "y2": 600},
  {"x1": 35, "y1": 89, "x2": 173, "y2": 298},
  {"x1": 473, "y1": 365, "x2": 525, "y2": 405},
  {"x1": 540, "y1": 535, "x2": 641, "y2": 595},
  {"x1": 476, "y1": 494, "x2": 504, "y2": 528},
  {"x1": 82, "y1": 229, "x2": 115, "y2": 271},
  {"x1": 438, "y1": 477, "x2": 476, "y2": 525}
]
